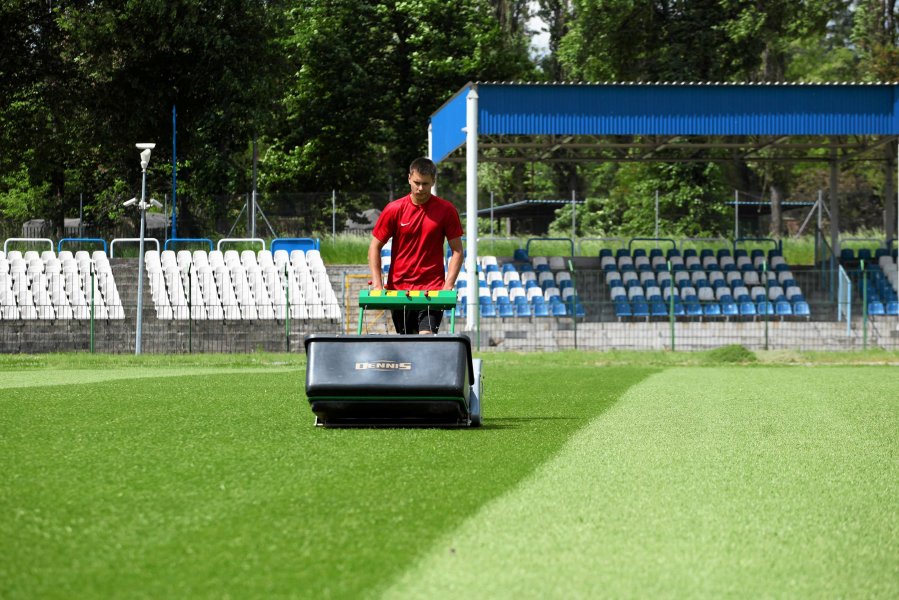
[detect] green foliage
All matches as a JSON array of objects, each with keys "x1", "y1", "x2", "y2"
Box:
[
  {"x1": 0, "y1": 164, "x2": 50, "y2": 221},
  {"x1": 265, "y1": 0, "x2": 534, "y2": 196},
  {"x1": 0, "y1": 0, "x2": 896, "y2": 241},
  {"x1": 549, "y1": 162, "x2": 732, "y2": 238}
]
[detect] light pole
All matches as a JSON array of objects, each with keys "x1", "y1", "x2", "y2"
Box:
[{"x1": 126, "y1": 142, "x2": 159, "y2": 355}]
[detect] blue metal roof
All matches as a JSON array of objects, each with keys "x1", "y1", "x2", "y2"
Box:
[{"x1": 430, "y1": 82, "x2": 899, "y2": 163}]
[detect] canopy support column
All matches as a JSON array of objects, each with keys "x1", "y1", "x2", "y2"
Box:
[
  {"x1": 829, "y1": 154, "x2": 840, "y2": 256},
  {"x1": 465, "y1": 86, "x2": 479, "y2": 331}
]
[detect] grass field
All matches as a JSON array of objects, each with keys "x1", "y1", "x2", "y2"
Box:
[{"x1": 1, "y1": 351, "x2": 897, "y2": 598}]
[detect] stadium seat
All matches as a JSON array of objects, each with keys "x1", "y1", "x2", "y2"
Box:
[
  {"x1": 867, "y1": 301, "x2": 885, "y2": 316},
  {"x1": 650, "y1": 300, "x2": 668, "y2": 317},
  {"x1": 631, "y1": 300, "x2": 650, "y2": 318},
  {"x1": 532, "y1": 298, "x2": 549, "y2": 317}
]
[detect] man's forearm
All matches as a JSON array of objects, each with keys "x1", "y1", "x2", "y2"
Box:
[{"x1": 368, "y1": 242, "x2": 384, "y2": 289}]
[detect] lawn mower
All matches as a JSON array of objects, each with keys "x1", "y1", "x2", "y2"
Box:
[{"x1": 304, "y1": 290, "x2": 482, "y2": 427}]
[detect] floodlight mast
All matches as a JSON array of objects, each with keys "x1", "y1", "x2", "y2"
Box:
[{"x1": 133, "y1": 143, "x2": 155, "y2": 355}]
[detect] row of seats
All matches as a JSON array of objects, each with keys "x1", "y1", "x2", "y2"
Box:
[
  {"x1": 0, "y1": 249, "x2": 124, "y2": 320},
  {"x1": 602, "y1": 246, "x2": 809, "y2": 319},
  {"x1": 614, "y1": 297, "x2": 810, "y2": 319},
  {"x1": 144, "y1": 249, "x2": 340, "y2": 321},
  {"x1": 454, "y1": 255, "x2": 584, "y2": 319},
  {"x1": 839, "y1": 247, "x2": 898, "y2": 263},
  {"x1": 857, "y1": 259, "x2": 899, "y2": 316}
]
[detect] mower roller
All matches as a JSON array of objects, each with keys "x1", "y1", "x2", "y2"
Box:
[{"x1": 304, "y1": 290, "x2": 482, "y2": 427}]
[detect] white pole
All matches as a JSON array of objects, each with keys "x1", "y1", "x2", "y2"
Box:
[
  {"x1": 135, "y1": 166, "x2": 147, "y2": 355},
  {"x1": 428, "y1": 123, "x2": 436, "y2": 197},
  {"x1": 332, "y1": 189, "x2": 336, "y2": 237},
  {"x1": 734, "y1": 190, "x2": 739, "y2": 240},
  {"x1": 251, "y1": 138, "x2": 257, "y2": 239},
  {"x1": 465, "y1": 87, "x2": 479, "y2": 330}
]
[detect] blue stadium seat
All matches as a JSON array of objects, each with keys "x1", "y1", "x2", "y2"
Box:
[
  {"x1": 568, "y1": 300, "x2": 586, "y2": 317},
  {"x1": 703, "y1": 302, "x2": 721, "y2": 317},
  {"x1": 775, "y1": 300, "x2": 792, "y2": 316},
  {"x1": 739, "y1": 301, "x2": 756, "y2": 316},
  {"x1": 757, "y1": 301, "x2": 775, "y2": 316},
  {"x1": 614, "y1": 300, "x2": 631, "y2": 318},
  {"x1": 631, "y1": 300, "x2": 650, "y2": 318},
  {"x1": 684, "y1": 301, "x2": 702, "y2": 317},
  {"x1": 721, "y1": 301, "x2": 739, "y2": 316},
  {"x1": 792, "y1": 300, "x2": 810, "y2": 317},
  {"x1": 514, "y1": 301, "x2": 531, "y2": 318},
  {"x1": 497, "y1": 303, "x2": 514, "y2": 318},
  {"x1": 868, "y1": 301, "x2": 885, "y2": 316},
  {"x1": 479, "y1": 297, "x2": 496, "y2": 318},
  {"x1": 513, "y1": 248, "x2": 529, "y2": 261},
  {"x1": 886, "y1": 301, "x2": 899, "y2": 315},
  {"x1": 840, "y1": 248, "x2": 854, "y2": 262},
  {"x1": 650, "y1": 300, "x2": 668, "y2": 317},
  {"x1": 550, "y1": 301, "x2": 567, "y2": 317}
]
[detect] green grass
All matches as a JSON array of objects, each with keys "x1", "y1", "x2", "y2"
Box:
[
  {"x1": 312, "y1": 234, "x2": 832, "y2": 266},
  {"x1": 1, "y1": 353, "x2": 897, "y2": 598}
]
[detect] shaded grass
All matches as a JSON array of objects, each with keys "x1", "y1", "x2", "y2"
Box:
[{"x1": 0, "y1": 358, "x2": 653, "y2": 598}]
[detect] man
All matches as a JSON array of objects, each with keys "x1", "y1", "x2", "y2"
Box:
[{"x1": 368, "y1": 157, "x2": 464, "y2": 334}]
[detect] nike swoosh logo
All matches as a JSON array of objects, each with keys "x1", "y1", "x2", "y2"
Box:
[{"x1": 401, "y1": 222, "x2": 411, "y2": 226}]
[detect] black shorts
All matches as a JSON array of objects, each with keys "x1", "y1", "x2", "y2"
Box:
[{"x1": 391, "y1": 308, "x2": 444, "y2": 335}]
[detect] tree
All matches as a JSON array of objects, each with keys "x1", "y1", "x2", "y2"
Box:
[
  {"x1": 0, "y1": 1, "x2": 286, "y2": 235},
  {"x1": 265, "y1": 0, "x2": 534, "y2": 227}
]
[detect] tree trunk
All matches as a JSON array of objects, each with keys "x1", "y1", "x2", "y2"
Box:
[{"x1": 769, "y1": 182, "x2": 783, "y2": 239}]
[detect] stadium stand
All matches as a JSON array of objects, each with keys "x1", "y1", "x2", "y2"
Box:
[
  {"x1": 605, "y1": 245, "x2": 809, "y2": 321},
  {"x1": 142, "y1": 249, "x2": 341, "y2": 321},
  {"x1": 452, "y1": 254, "x2": 585, "y2": 319},
  {"x1": 0, "y1": 248, "x2": 125, "y2": 321}
]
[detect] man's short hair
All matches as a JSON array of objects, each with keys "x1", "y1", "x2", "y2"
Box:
[{"x1": 409, "y1": 157, "x2": 437, "y2": 179}]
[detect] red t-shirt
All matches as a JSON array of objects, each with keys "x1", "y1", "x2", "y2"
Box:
[{"x1": 373, "y1": 194, "x2": 463, "y2": 290}]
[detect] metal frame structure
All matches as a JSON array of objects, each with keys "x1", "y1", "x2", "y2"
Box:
[{"x1": 428, "y1": 81, "x2": 899, "y2": 330}]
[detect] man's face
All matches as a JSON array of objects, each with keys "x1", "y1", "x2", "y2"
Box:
[{"x1": 408, "y1": 170, "x2": 435, "y2": 203}]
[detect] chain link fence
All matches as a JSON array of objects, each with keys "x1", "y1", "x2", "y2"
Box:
[{"x1": 2, "y1": 265, "x2": 898, "y2": 354}]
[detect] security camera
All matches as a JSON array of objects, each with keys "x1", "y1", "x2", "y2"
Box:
[
  {"x1": 135, "y1": 143, "x2": 156, "y2": 150},
  {"x1": 149, "y1": 198, "x2": 163, "y2": 209},
  {"x1": 123, "y1": 198, "x2": 138, "y2": 207}
]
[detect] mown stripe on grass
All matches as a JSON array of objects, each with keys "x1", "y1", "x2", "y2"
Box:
[
  {"x1": 0, "y1": 367, "x2": 294, "y2": 390},
  {"x1": 381, "y1": 366, "x2": 899, "y2": 599},
  {"x1": 0, "y1": 363, "x2": 656, "y2": 598}
]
